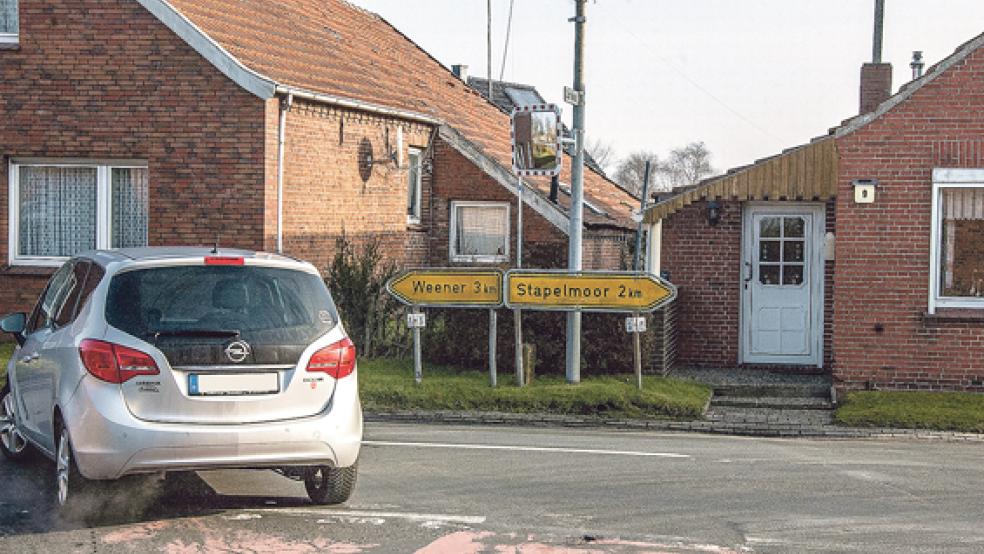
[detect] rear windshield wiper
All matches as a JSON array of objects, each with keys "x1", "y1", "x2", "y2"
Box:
[{"x1": 147, "y1": 329, "x2": 241, "y2": 340}]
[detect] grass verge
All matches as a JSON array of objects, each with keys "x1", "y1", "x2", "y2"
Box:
[
  {"x1": 0, "y1": 342, "x2": 13, "y2": 383},
  {"x1": 359, "y1": 358, "x2": 711, "y2": 420},
  {"x1": 835, "y1": 391, "x2": 984, "y2": 433}
]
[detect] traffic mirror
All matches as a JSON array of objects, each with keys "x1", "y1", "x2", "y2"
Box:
[{"x1": 511, "y1": 104, "x2": 562, "y2": 177}]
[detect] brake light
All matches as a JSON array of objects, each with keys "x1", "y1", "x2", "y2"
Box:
[
  {"x1": 205, "y1": 256, "x2": 245, "y2": 266},
  {"x1": 79, "y1": 340, "x2": 160, "y2": 384},
  {"x1": 306, "y1": 338, "x2": 356, "y2": 379}
]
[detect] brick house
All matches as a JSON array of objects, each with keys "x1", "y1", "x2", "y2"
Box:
[
  {"x1": 644, "y1": 32, "x2": 984, "y2": 392},
  {"x1": 0, "y1": 0, "x2": 638, "y2": 316}
]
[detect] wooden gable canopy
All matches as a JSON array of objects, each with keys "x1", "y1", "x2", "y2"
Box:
[{"x1": 644, "y1": 137, "x2": 839, "y2": 223}]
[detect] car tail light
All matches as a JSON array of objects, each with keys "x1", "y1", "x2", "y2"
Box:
[
  {"x1": 79, "y1": 339, "x2": 160, "y2": 384},
  {"x1": 205, "y1": 256, "x2": 245, "y2": 266},
  {"x1": 306, "y1": 338, "x2": 356, "y2": 379}
]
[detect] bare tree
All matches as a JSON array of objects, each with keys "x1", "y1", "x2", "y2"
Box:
[
  {"x1": 613, "y1": 151, "x2": 660, "y2": 197},
  {"x1": 614, "y1": 142, "x2": 715, "y2": 197},
  {"x1": 585, "y1": 138, "x2": 616, "y2": 174},
  {"x1": 663, "y1": 142, "x2": 714, "y2": 190}
]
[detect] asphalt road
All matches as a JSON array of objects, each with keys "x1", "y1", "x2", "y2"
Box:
[{"x1": 1, "y1": 423, "x2": 983, "y2": 553}]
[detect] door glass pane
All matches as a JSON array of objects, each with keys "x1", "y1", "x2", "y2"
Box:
[
  {"x1": 760, "y1": 265, "x2": 780, "y2": 285},
  {"x1": 112, "y1": 168, "x2": 149, "y2": 249},
  {"x1": 19, "y1": 166, "x2": 98, "y2": 257},
  {"x1": 783, "y1": 241, "x2": 805, "y2": 263},
  {"x1": 759, "y1": 241, "x2": 780, "y2": 262},
  {"x1": 760, "y1": 217, "x2": 781, "y2": 238},
  {"x1": 940, "y1": 187, "x2": 984, "y2": 297},
  {"x1": 783, "y1": 265, "x2": 805, "y2": 286},
  {"x1": 783, "y1": 217, "x2": 805, "y2": 238}
]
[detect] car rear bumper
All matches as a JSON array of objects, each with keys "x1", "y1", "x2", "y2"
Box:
[{"x1": 61, "y1": 372, "x2": 363, "y2": 480}]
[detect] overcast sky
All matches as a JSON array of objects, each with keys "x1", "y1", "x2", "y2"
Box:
[{"x1": 350, "y1": 0, "x2": 984, "y2": 174}]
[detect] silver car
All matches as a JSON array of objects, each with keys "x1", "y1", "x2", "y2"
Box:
[{"x1": 0, "y1": 248, "x2": 362, "y2": 512}]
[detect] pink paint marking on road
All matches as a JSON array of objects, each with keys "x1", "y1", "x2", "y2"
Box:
[
  {"x1": 416, "y1": 531, "x2": 496, "y2": 554},
  {"x1": 101, "y1": 521, "x2": 171, "y2": 544}
]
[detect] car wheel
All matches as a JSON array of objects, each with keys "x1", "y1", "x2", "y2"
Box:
[
  {"x1": 55, "y1": 421, "x2": 97, "y2": 516},
  {"x1": 0, "y1": 384, "x2": 31, "y2": 461},
  {"x1": 304, "y1": 462, "x2": 358, "y2": 505}
]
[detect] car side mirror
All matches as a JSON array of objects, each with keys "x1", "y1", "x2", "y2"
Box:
[{"x1": 0, "y1": 313, "x2": 27, "y2": 346}]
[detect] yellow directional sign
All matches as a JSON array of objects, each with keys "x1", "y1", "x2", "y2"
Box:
[
  {"x1": 506, "y1": 271, "x2": 676, "y2": 313},
  {"x1": 387, "y1": 269, "x2": 504, "y2": 308}
]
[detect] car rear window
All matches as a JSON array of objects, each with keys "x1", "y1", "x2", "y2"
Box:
[{"x1": 105, "y1": 265, "x2": 339, "y2": 340}]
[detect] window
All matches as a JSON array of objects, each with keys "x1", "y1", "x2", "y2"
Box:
[
  {"x1": 450, "y1": 201, "x2": 509, "y2": 263},
  {"x1": 9, "y1": 161, "x2": 149, "y2": 266},
  {"x1": 0, "y1": 0, "x2": 17, "y2": 44},
  {"x1": 758, "y1": 216, "x2": 806, "y2": 286},
  {"x1": 407, "y1": 148, "x2": 422, "y2": 224},
  {"x1": 930, "y1": 169, "x2": 984, "y2": 312}
]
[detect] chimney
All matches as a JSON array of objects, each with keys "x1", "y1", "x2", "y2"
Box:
[
  {"x1": 451, "y1": 64, "x2": 469, "y2": 82},
  {"x1": 859, "y1": 0, "x2": 892, "y2": 114},
  {"x1": 910, "y1": 51, "x2": 925, "y2": 79}
]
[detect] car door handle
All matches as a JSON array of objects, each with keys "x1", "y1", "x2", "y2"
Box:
[{"x1": 19, "y1": 353, "x2": 39, "y2": 364}]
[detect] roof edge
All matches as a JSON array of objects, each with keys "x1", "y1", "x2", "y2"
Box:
[
  {"x1": 437, "y1": 125, "x2": 571, "y2": 235},
  {"x1": 275, "y1": 85, "x2": 442, "y2": 125},
  {"x1": 836, "y1": 32, "x2": 984, "y2": 138},
  {"x1": 136, "y1": 0, "x2": 277, "y2": 99}
]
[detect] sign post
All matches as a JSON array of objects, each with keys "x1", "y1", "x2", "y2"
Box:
[{"x1": 387, "y1": 269, "x2": 504, "y2": 386}]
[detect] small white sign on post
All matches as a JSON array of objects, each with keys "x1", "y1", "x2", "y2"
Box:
[
  {"x1": 625, "y1": 316, "x2": 647, "y2": 334},
  {"x1": 563, "y1": 86, "x2": 583, "y2": 107},
  {"x1": 407, "y1": 312, "x2": 427, "y2": 328}
]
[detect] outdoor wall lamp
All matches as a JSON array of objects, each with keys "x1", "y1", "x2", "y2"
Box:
[{"x1": 707, "y1": 200, "x2": 721, "y2": 226}]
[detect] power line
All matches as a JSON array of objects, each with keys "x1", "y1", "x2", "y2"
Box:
[
  {"x1": 594, "y1": 10, "x2": 786, "y2": 144},
  {"x1": 499, "y1": 0, "x2": 516, "y2": 81}
]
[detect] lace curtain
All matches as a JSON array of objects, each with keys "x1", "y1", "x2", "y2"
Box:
[
  {"x1": 455, "y1": 205, "x2": 507, "y2": 257},
  {"x1": 19, "y1": 167, "x2": 98, "y2": 257},
  {"x1": 0, "y1": 0, "x2": 17, "y2": 34},
  {"x1": 941, "y1": 187, "x2": 984, "y2": 297},
  {"x1": 112, "y1": 168, "x2": 149, "y2": 248}
]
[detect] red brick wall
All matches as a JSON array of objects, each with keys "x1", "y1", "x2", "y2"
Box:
[
  {"x1": 833, "y1": 47, "x2": 984, "y2": 392},
  {"x1": 0, "y1": 0, "x2": 267, "y2": 314},
  {"x1": 276, "y1": 99, "x2": 433, "y2": 272},
  {"x1": 661, "y1": 200, "x2": 743, "y2": 368},
  {"x1": 661, "y1": 199, "x2": 836, "y2": 370}
]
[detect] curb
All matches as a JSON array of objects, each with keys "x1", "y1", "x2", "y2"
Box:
[{"x1": 365, "y1": 410, "x2": 984, "y2": 442}]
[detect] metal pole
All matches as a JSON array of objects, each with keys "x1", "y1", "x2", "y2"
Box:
[
  {"x1": 489, "y1": 309, "x2": 498, "y2": 387},
  {"x1": 565, "y1": 0, "x2": 587, "y2": 384},
  {"x1": 633, "y1": 312, "x2": 643, "y2": 390},
  {"x1": 872, "y1": 0, "x2": 885, "y2": 64},
  {"x1": 487, "y1": 0, "x2": 494, "y2": 100},
  {"x1": 412, "y1": 308, "x2": 423, "y2": 385},
  {"x1": 634, "y1": 161, "x2": 652, "y2": 272},
  {"x1": 514, "y1": 175, "x2": 525, "y2": 387}
]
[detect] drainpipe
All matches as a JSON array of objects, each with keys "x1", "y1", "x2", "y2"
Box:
[{"x1": 277, "y1": 93, "x2": 294, "y2": 254}]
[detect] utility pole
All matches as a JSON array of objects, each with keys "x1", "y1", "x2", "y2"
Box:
[
  {"x1": 565, "y1": 0, "x2": 587, "y2": 384},
  {"x1": 487, "y1": 0, "x2": 494, "y2": 100}
]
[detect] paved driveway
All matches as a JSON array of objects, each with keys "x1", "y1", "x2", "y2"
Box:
[{"x1": 1, "y1": 423, "x2": 983, "y2": 552}]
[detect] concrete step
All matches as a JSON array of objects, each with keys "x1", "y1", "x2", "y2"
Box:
[
  {"x1": 710, "y1": 395, "x2": 833, "y2": 411},
  {"x1": 706, "y1": 406, "x2": 834, "y2": 426},
  {"x1": 712, "y1": 384, "x2": 831, "y2": 399}
]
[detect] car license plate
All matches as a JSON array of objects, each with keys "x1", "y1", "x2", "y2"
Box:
[{"x1": 188, "y1": 373, "x2": 279, "y2": 396}]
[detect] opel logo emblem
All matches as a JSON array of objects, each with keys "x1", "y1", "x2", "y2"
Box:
[{"x1": 224, "y1": 340, "x2": 251, "y2": 363}]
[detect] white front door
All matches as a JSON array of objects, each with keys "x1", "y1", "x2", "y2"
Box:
[{"x1": 740, "y1": 204, "x2": 824, "y2": 366}]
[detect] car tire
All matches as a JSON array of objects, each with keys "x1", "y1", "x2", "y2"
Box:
[
  {"x1": 0, "y1": 384, "x2": 31, "y2": 462},
  {"x1": 304, "y1": 462, "x2": 358, "y2": 505},
  {"x1": 54, "y1": 420, "x2": 100, "y2": 518}
]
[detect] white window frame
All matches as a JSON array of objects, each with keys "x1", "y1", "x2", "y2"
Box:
[
  {"x1": 0, "y1": 0, "x2": 18, "y2": 45},
  {"x1": 449, "y1": 201, "x2": 510, "y2": 264},
  {"x1": 407, "y1": 148, "x2": 422, "y2": 224},
  {"x1": 929, "y1": 168, "x2": 984, "y2": 313},
  {"x1": 8, "y1": 159, "x2": 149, "y2": 267}
]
